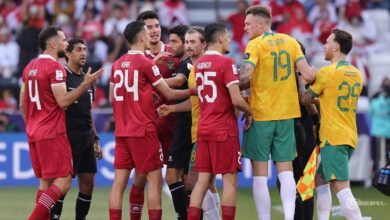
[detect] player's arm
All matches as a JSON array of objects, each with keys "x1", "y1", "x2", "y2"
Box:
[
  {"x1": 157, "y1": 99, "x2": 191, "y2": 118},
  {"x1": 108, "y1": 82, "x2": 114, "y2": 105},
  {"x1": 239, "y1": 62, "x2": 255, "y2": 90},
  {"x1": 165, "y1": 74, "x2": 187, "y2": 88},
  {"x1": 52, "y1": 68, "x2": 103, "y2": 109},
  {"x1": 19, "y1": 83, "x2": 26, "y2": 121},
  {"x1": 228, "y1": 83, "x2": 252, "y2": 115},
  {"x1": 296, "y1": 58, "x2": 316, "y2": 83},
  {"x1": 154, "y1": 79, "x2": 195, "y2": 101}
]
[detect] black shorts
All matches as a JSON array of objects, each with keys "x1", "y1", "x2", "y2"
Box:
[
  {"x1": 67, "y1": 129, "x2": 97, "y2": 176},
  {"x1": 166, "y1": 113, "x2": 192, "y2": 173}
]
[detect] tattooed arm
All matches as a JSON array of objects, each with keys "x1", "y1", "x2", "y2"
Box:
[{"x1": 239, "y1": 62, "x2": 255, "y2": 90}]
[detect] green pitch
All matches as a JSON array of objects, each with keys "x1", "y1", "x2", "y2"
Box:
[{"x1": 0, "y1": 186, "x2": 388, "y2": 219}]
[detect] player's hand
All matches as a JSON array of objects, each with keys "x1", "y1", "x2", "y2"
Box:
[
  {"x1": 242, "y1": 113, "x2": 253, "y2": 131},
  {"x1": 84, "y1": 67, "x2": 103, "y2": 86},
  {"x1": 93, "y1": 139, "x2": 103, "y2": 160},
  {"x1": 153, "y1": 52, "x2": 171, "y2": 63},
  {"x1": 157, "y1": 104, "x2": 172, "y2": 118}
]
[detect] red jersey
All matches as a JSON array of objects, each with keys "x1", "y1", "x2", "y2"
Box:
[
  {"x1": 110, "y1": 50, "x2": 163, "y2": 137},
  {"x1": 22, "y1": 54, "x2": 67, "y2": 142},
  {"x1": 195, "y1": 51, "x2": 240, "y2": 141},
  {"x1": 228, "y1": 13, "x2": 246, "y2": 44},
  {"x1": 145, "y1": 43, "x2": 180, "y2": 125}
]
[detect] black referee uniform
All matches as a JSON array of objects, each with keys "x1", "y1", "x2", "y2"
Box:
[
  {"x1": 64, "y1": 65, "x2": 97, "y2": 175},
  {"x1": 167, "y1": 57, "x2": 193, "y2": 173}
]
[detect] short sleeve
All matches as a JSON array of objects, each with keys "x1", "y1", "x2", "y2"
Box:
[
  {"x1": 174, "y1": 58, "x2": 192, "y2": 81},
  {"x1": 243, "y1": 39, "x2": 260, "y2": 69},
  {"x1": 49, "y1": 63, "x2": 67, "y2": 85},
  {"x1": 224, "y1": 59, "x2": 240, "y2": 87},
  {"x1": 308, "y1": 67, "x2": 328, "y2": 96},
  {"x1": 144, "y1": 61, "x2": 163, "y2": 86},
  {"x1": 292, "y1": 38, "x2": 305, "y2": 64}
]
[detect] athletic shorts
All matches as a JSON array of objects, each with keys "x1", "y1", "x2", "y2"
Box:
[
  {"x1": 242, "y1": 119, "x2": 296, "y2": 162},
  {"x1": 194, "y1": 136, "x2": 242, "y2": 174},
  {"x1": 317, "y1": 142, "x2": 354, "y2": 182},
  {"x1": 67, "y1": 129, "x2": 97, "y2": 175},
  {"x1": 157, "y1": 124, "x2": 175, "y2": 163},
  {"x1": 29, "y1": 132, "x2": 73, "y2": 179},
  {"x1": 167, "y1": 114, "x2": 192, "y2": 173},
  {"x1": 114, "y1": 131, "x2": 163, "y2": 173}
]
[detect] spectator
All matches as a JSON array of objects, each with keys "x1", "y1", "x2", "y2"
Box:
[
  {"x1": 0, "y1": 89, "x2": 17, "y2": 110},
  {"x1": 158, "y1": 0, "x2": 189, "y2": 30},
  {"x1": 103, "y1": 2, "x2": 131, "y2": 38},
  {"x1": 0, "y1": 112, "x2": 19, "y2": 132},
  {"x1": 312, "y1": 9, "x2": 337, "y2": 44},
  {"x1": 308, "y1": 0, "x2": 337, "y2": 24},
  {"x1": 0, "y1": 27, "x2": 19, "y2": 79},
  {"x1": 367, "y1": 0, "x2": 390, "y2": 10},
  {"x1": 75, "y1": 7, "x2": 103, "y2": 42},
  {"x1": 53, "y1": 0, "x2": 75, "y2": 23}
]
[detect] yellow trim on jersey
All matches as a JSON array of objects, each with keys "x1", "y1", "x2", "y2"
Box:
[
  {"x1": 309, "y1": 61, "x2": 363, "y2": 148},
  {"x1": 243, "y1": 32, "x2": 303, "y2": 121},
  {"x1": 188, "y1": 67, "x2": 199, "y2": 143}
]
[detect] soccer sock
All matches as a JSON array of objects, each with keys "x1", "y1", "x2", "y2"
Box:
[
  {"x1": 188, "y1": 207, "x2": 201, "y2": 220},
  {"x1": 169, "y1": 181, "x2": 188, "y2": 220},
  {"x1": 221, "y1": 206, "x2": 235, "y2": 220},
  {"x1": 336, "y1": 188, "x2": 363, "y2": 220},
  {"x1": 202, "y1": 190, "x2": 220, "y2": 220},
  {"x1": 278, "y1": 171, "x2": 296, "y2": 220},
  {"x1": 76, "y1": 192, "x2": 92, "y2": 220},
  {"x1": 212, "y1": 192, "x2": 220, "y2": 211},
  {"x1": 50, "y1": 195, "x2": 65, "y2": 219},
  {"x1": 253, "y1": 176, "x2": 271, "y2": 220},
  {"x1": 109, "y1": 208, "x2": 122, "y2": 220},
  {"x1": 129, "y1": 185, "x2": 144, "y2": 220},
  {"x1": 29, "y1": 185, "x2": 63, "y2": 220},
  {"x1": 316, "y1": 184, "x2": 332, "y2": 220},
  {"x1": 148, "y1": 209, "x2": 162, "y2": 220},
  {"x1": 36, "y1": 189, "x2": 44, "y2": 204},
  {"x1": 302, "y1": 197, "x2": 314, "y2": 220}
]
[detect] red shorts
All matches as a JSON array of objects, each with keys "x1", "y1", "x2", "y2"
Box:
[
  {"x1": 194, "y1": 135, "x2": 242, "y2": 174},
  {"x1": 29, "y1": 132, "x2": 73, "y2": 179},
  {"x1": 157, "y1": 124, "x2": 175, "y2": 163},
  {"x1": 114, "y1": 131, "x2": 163, "y2": 173}
]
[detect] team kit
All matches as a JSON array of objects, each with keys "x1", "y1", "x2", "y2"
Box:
[{"x1": 21, "y1": 5, "x2": 364, "y2": 220}]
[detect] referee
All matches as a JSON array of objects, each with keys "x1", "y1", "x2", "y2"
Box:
[{"x1": 51, "y1": 38, "x2": 103, "y2": 220}]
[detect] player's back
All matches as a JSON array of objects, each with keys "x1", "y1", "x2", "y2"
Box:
[
  {"x1": 316, "y1": 61, "x2": 363, "y2": 147},
  {"x1": 195, "y1": 51, "x2": 239, "y2": 141},
  {"x1": 111, "y1": 51, "x2": 163, "y2": 137},
  {"x1": 245, "y1": 32, "x2": 304, "y2": 121},
  {"x1": 23, "y1": 55, "x2": 67, "y2": 142}
]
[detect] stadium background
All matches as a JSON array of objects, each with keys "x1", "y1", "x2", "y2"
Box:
[{"x1": 0, "y1": 0, "x2": 389, "y2": 219}]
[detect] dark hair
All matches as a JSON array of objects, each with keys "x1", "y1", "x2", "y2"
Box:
[
  {"x1": 169, "y1": 25, "x2": 189, "y2": 43},
  {"x1": 246, "y1": 5, "x2": 271, "y2": 24},
  {"x1": 136, "y1": 10, "x2": 159, "y2": 22},
  {"x1": 204, "y1": 23, "x2": 227, "y2": 44},
  {"x1": 186, "y1": 26, "x2": 205, "y2": 43},
  {"x1": 66, "y1": 38, "x2": 86, "y2": 53},
  {"x1": 38, "y1": 26, "x2": 62, "y2": 51},
  {"x1": 332, "y1": 28, "x2": 353, "y2": 55},
  {"x1": 123, "y1": 21, "x2": 146, "y2": 45}
]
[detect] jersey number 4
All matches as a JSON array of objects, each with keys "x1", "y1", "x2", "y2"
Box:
[
  {"x1": 113, "y1": 69, "x2": 139, "y2": 101},
  {"x1": 28, "y1": 79, "x2": 42, "y2": 110},
  {"x1": 196, "y1": 71, "x2": 217, "y2": 103}
]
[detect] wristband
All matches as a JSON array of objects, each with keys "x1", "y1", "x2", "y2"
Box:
[{"x1": 311, "y1": 113, "x2": 320, "y2": 125}]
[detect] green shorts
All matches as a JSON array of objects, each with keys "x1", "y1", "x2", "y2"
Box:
[
  {"x1": 242, "y1": 119, "x2": 296, "y2": 162},
  {"x1": 317, "y1": 143, "x2": 354, "y2": 182},
  {"x1": 188, "y1": 143, "x2": 197, "y2": 171}
]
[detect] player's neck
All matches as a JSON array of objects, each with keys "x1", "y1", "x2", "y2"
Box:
[
  {"x1": 207, "y1": 45, "x2": 223, "y2": 54},
  {"x1": 130, "y1": 44, "x2": 145, "y2": 53},
  {"x1": 43, "y1": 51, "x2": 59, "y2": 61},
  {"x1": 67, "y1": 62, "x2": 82, "y2": 75},
  {"x1": 191, "y1": 52, "x2": 204, "y2": 64},
  {"x1": 149, "y1": 41, "x2": 162, "y2": 54},
  {"x1": 331, "y1": 53, "x2": 347, "y2": 64}
]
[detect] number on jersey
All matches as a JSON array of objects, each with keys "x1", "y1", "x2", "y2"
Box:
[
  {"x1": 196, "y1": 71, "x2": 217, "y2": 103},
  {"x1": 28, "y1": 79, "x2": 41, "y2": 110},
  {"x1": 113, "y1": 69, "x2": 139, "y2": 101}
]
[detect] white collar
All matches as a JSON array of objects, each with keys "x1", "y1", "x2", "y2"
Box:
[
  {"x1": 205, "y1": 51, "x2": 222, "y2": 56},
  {"x1": 38, "y1": 54, "x2": 57, "y2": 61},
  {"x1": 145, "y1": 41, "x2": 165, "y2": 56},
  {"x1": 127, "y1": 50, "x2": 144, "y2": 55}
]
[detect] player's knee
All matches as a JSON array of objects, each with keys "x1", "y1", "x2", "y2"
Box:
[
  {"x1": 165, "y1": 169, "x2": 180, "y2": 185},
  {"x1": 133, "y1": 173, "x2": 147, "y2": 188},
  {"x1": 80, "y1": 181, "x2": 94, "y2": 195}
]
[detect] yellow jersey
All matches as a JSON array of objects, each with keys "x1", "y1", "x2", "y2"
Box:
[
  {"x1": 309, "y1": 60, "x2": 363, "y2": 148},
  {"x1": 243, "y1": 32, "x2": 304, "y2": 121},
  {"x1": 188, "y1": 67, "x2": 199, "y2": 143}
]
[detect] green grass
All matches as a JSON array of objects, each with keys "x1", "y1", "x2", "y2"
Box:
[{"x1": 0, "y1": 186, "x2": 388, "y2": 219}]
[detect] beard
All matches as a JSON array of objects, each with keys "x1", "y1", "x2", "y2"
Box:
[{"x1": 57, "y1": 50, "x2": 66, "y2": 58}]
